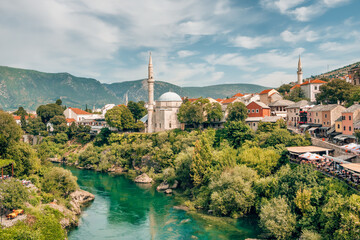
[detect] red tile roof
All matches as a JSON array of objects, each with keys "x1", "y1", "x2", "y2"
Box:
[
  {"x1": 232, "y1": 93, "x2": 244, "y2": 97},
  {"x1": 66, "y1": 118, "x2": 76, "y2": 123},
  {"x1": 13, "y1": 115, "x2": 34, "y2": 120},
  {"x1": 221, "y1": 97, "x2": 239, "y2": 104},
  {"x1": 187, "y1": 98, "x2": 199, "y2": 103},
  {"x1": 68, "y1": 107, "x2": 91, "y2": 115},
  {"x1": 259, "y1": 89, "x2": 273, "y2": 95},
  {"x1": 216, "y1": 98, "x2": 223, "y2": 102},
  {"x1": 301, "y1": 79, "x2": 327, "y2": 85},
  {"x1": 290, "y1": 84, "x2": 301, "y2": 90}
]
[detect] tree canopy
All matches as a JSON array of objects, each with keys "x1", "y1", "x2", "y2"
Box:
[
  {"x1": 105, "y1": 105, "x2": 135, "y2": 130},
  {"x1": 226, "y1": 102, "x2": 247, "y2": 122},
  {"x1": 177, "y1": 98, "x2": 209, "y2": 127},
  {"x1": 0, "y1": 111, "x2": 23, "y2": 155},
  {"x1": 316, "y1": 79, "x2": 355, "y2": 104},
  {"x1": 127, "y1": 101, "x2": 147, "y2": 122},
  {"x1": 36, "y1": 103, "x2": 64, "y2": 123}
]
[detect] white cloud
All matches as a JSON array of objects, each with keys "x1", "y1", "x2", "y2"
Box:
[
  {"x1": 205, "y1": 53, "x2": 258, "y2": 72},
  {"x1": 281, "y1": 27, "x2": 319, "y2": 43},
  {"x1": 177, "y1": 50, "x2": 197, "y2": 58},
  {"x1": 230, "y1": 35, "x2": 273, "y2": 49},
  {"x1": 250, "y1": 71, "x2": 296, "y2": 87},
  {"x1": 261, "y1": 0, "x2": 352, "y2": 22}
]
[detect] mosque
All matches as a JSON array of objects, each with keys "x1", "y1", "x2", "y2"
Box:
[{"x1": 145, "y1": 53, "x2": 182, "y2": 133}]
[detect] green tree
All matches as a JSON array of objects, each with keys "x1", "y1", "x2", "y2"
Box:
[
  {"x1": 105, "y1": 105, "x2": 135, "y2": 130},
  {"x1": 36, "y1": 103, "x2": 64, "y2": 123},
  {"x1": 54, "y1": 132, "x2": 69, "y2": 144},
  {"x1": 206, "y1": 102, "x2": 223, "y2": 123},
  {"x1": 0, "y1": 111, "x2": 22, "y2": 155},
  {"x1": 42, "y1": 167, "x2": 78, "y2": 197},
  {"x1": 259, "y1": 196, "x2": 296, "y2": 239},
  {"x1": 277, "y1": 84, "x2": 292, "y2": 96},
  {"x1": 178, "y1": 98, "x2": 209, "y2": 128},
  {"x1": 128, "y1": 101, "x2": 147, "y2": 122},
  {"x1": 55, "y1": 99, "x2": 62, "y2": 106},
  {"x1": 26, "y1": 117, "x2": 46, "y2": 136},
  {"x1": 224, "y1": 121, "x2": 254, "y2": 148},
  {"x1": 191, "y1": 131, "x2": 214, "y2": 186},
  {"x1": 94, "y1": 128, "x2": 112, "y2": 146},
  {"x1": 316, "y1": 79, "x2": 354, "y2": 104},
  {"x1": 13, "y1": 106, "x2": 27, "y2": 116},
  {"x1": 286, "y1": 87, "x2": 307, "y2": 102},
  {"x1": 209, "y1": 165, "x2": 258, "y2": 217},
  {"x1": 49, "y1": 115, "x2": 67, "y2": 133},
  {"x1": 0, "y1": 178, "x2": 29, "y2": 210},
  {"x1": 226, "y1": 102, "x2": 248, "y2": 122},
  {"x1": 20, "y1": 115, "x2": 27, "y2": 130}
]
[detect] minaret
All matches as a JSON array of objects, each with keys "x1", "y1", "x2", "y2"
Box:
[
  {"x1": 297, "y1": 55, "x2": 303, "y2": 84},
  {"x1": 147, "y1": 52, "x2": 155, "y2": 133},
  {"x1": 125, "y1": 92, "x2": 128, "y2": 106}
]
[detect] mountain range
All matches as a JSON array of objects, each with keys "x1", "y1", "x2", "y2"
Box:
[{"x1": 0, "y1": 66, "x2": 269, "y2": 111}]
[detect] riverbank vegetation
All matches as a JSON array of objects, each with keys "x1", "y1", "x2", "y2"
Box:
[
  {"x1": 38, "y1": 114, "x2": 360, "y2": 239},
  {"x1": 0, "y1": 111, "x2": 83, "y2": 239}
]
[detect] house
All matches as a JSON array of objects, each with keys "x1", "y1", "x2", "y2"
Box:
[
  {"x1": 348, "y1": 65, "x2": 360, "y2": 86},
  {"x1": 63, "y1": 107, "x2": 91, "y2": 122},
  {"x1": 269, "y1": 99, "x2": 294, "y2": 118},
  {"x1": 246, "y1": 101, "x2": 270, "y2": 118},
  {"x1": 66, "y1": 118, "x2": 76, "y2": 126},
  {"x1": 259, "y1": 89, "x2": 282, "y2": 105},
  {"x1": 221, "y1": 97, "x2": 243, "y2": 106},
  {"x1": 341, "y1": 104, "x2": 360, "y2": 135},
  {"x1": 232, "y1": 93, "x2": 244, "y2": 98},
  {"x1": 300, "y1": 79, "x2": 327, "y2": 102},
  {"x1": 286, "y1": 100, "x2": 309, "y2": 127},
  {"x1": 13, "y1": 115, "x2": 35, "y2": 126},
  {"x1": 245, "y1": 116, "x2": 282, "y2": 131},
  {"x1": 335, "y1": 116, "x2": 342, "y2": 133}
]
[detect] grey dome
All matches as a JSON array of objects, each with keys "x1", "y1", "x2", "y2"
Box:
[{"x1": 157, "y1": 92, "x2": 182, "y2": 102}]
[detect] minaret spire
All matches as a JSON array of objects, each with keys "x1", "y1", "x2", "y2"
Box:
[
  {"x1": 147, "y1": 52, "x2": 155, "y2": 133},
  {"x1": 297, "y1": 55, "x2": 303, "y2": 84}
]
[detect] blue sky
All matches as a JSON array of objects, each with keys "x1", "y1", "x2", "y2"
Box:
[{"x1": 0, "y1": 0, "x2": 359, "y2": 87}]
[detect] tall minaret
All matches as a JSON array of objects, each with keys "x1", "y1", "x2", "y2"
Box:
[
  {"x1": 147, "y1": 52, "x2": 155, "y2": 133},
  {"x1": 297, "y1": 55, "x2": 303, "y2": 84}
]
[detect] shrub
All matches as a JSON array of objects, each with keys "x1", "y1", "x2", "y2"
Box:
[
  {"x1": 0, "y1": 178, "x2": 29, "y2": 210},
  {"x1": 42, "y1": 167, "x2": 78, "y2": 197}
]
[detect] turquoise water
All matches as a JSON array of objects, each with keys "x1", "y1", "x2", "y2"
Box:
[{"x1": 66, "y1": 166, "x2": 262, "y2": 240}]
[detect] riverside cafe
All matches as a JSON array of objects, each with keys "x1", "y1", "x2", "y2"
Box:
[{"x1": 322, "y1": 155, "x2": 360, "y2": 186}]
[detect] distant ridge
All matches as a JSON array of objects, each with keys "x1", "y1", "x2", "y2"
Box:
[{"x1": 0, "y1": 66, "x2": 269, "y2": 110}]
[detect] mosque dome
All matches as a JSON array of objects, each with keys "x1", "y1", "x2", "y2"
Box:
[{"x1": 157, "y1": 92, "x2": 182, "y2": 102}]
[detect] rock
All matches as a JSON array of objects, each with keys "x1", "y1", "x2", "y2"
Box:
[
  {"x1": 156, "y1": 181, "x2": 170, "y2": 191},
  {"x1": 170, "y1": 180, "x2": 178, "y2": 189},
  {"x1": 46, "y1": 203, "x2": 78, "y2": 228},
  {"x1": 69, "y1": 189, "x2": 95, "y2": 215},
  {"x1": 134, "y1": 173, "x2": 153, "y2": 183},
  {"x1": 108, "y1": 166, "x2": 124, "y2": 174},
  {"x1": 208, "y1": 210, "x2": 214, "y2": 214},
  {"x1": 165, "y1": 189, "x2": 173, "y2": 194},
  {"x1": 173, "y1": 205, "x2": 189, "y2": 211}
]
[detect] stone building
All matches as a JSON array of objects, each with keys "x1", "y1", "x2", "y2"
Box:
[
  {"x1": 349, "y1": 65, "x2": 360, "y2": 86},
  {"x1": 285, "y1": 100, "x2": 309, "y2": 127},
  {"x1": 146, "y1": 53, "x2": 182, "y2": 133}
]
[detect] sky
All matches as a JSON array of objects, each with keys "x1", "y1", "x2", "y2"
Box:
[{"x1": 0, "y1": 0, "x2": 359, "y2": 88}]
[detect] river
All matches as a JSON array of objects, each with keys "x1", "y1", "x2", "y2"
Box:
[{"x1": 65, "y1": 166, "x2": 262, "y2": 240}]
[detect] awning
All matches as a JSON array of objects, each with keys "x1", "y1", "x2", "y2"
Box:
[
  {"x1": 334, "y1": 134, "x2": 356, "y2": 141},
  {"x1": 319, "y1": 127, "x2": 330, "y2": 130},
  {"x1": 327, "y1": 128, "x2": 335, "y2": 134},
  {"x1": 299, "y1": 124, "x2": 310, "y2": 128},
  {"x1": 308, "y1": 127, "x2": 318, "y2": 132},
  {"x1": 323, "y1": 155, "x2": 351, "y2": 164},
  {"x1": 330, "y1": 132, "x2": 341, "y2": 136}
]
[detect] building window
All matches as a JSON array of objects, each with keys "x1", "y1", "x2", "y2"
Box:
[
  {"x1": 248, "y1": 109, "x2": 250, "y2": 113},
  {"x1": 252, "y1": 109, "x2": 254, "y2": 113},
  {"x1": 323, "y1": 122, "x2": 325, "y2": 125},
  {"x1": 327, "y1": 122, "x2": 329, "y2": 125},
  {"x1": 309, "y1": 118, "x2": 312, "y2": 122},
  {"x1": 337, "y1": 124, "x2": 340, "y2": 129},
  {"x1": 253, "y1": 123, "x2": 255, "y2": 126},
  {"x1": 314, "y1": 86, "x2": 317, "y2": 90},
  {"x1": 349, "y1": 116, "x2": 352, "y2": 120},
  {"x1": 325, "y1": 114, "x2": 327, "y2": 118},
  {"x1": 316, "y1": 113, "x2": 318, "y2": 116},
  {"x1": 159, "y1": 123, "x2": 161, "y2": 128},
  {"x1": 155, "y1": 123, "x2": 157, "y2": 127},
  {"x1": 344, "y1": 126, "x2": 346, "y2": 131},
  {"x1": 256, "y1": 109, "x2": 259, "y2": 113},
  {"x1": 169, "y1": 123, "x2": 171, "y2": 128},
  {"x1": 349, "y1": 126, "x2": 352, "y2": 131}
]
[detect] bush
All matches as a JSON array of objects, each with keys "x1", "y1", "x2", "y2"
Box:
[
  {"x1": 0, "y1": 178, "x2": 29, "y2": 210},
  {"x1": 54, "y1": 133, "x2": 68, "y2": 144},
  {"x1": 42, "y1": 167, "x2": 78, "y2": 197}
]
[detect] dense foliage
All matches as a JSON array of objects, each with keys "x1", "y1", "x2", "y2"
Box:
[{"x1": 316, "y1": 79, "x2": 358, "y2": 105}]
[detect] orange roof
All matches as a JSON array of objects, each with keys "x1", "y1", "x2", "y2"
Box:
[
  {"x1": 259, "y1": 89, "x2": 273, "y2": 95},
  {"x1": 68, "y1": 107, "x2": 91, "y2": 115},
  {"x1": 66, "y1": 118, "x2": 76, "y2": 123},
  {"x1": 13, "y1": 115, "x2": 33, "y2": 120},
  {"x1": 290, "y1": 84, "x2": 301, "y2": 90},
  {"x1": 216, "y1": 98, "x2": 223, "y2": 102},
  {"x1": 232, "y1": 93, "x2": 244, "y2": 97},
  {"x1": 187, "y1": 98, "x2": 198, "y2": 103},
  {"x1": 301, "y1": 79, "x2": 327, "y2": 85},
  {"x1": 221, "y1": 97, "x2": 239, "y2": 104}
]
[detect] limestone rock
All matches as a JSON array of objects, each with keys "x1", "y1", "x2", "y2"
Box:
[
  {"x1": 108, "y1": 166, "x2": 124, "y2": 174},
  {"x1": 70, "y1": 189, "x2": 95, "y2": 215},
  {"x1": 134, "y1": 173, "x2": 153, "y2": 183},
  {"x1": 156, "y1": 181, "x2": 169, "y2": 191},
  {"x1": 170, "y1": 180, "x2": 178, "y2": 189},
  {"x1": 165, "y1": 189, "x2": 173, "y2": 194}
]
